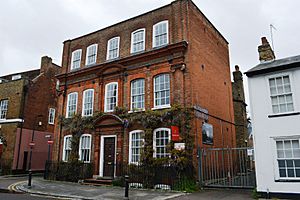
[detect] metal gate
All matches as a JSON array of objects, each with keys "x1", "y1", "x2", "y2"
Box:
[{"x1": 199, "y1": 147, "x2": 256, "y2": 189}]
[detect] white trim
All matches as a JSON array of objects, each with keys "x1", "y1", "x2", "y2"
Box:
[
  {"x1": 153, "y1": 128, "x2": 171, "y2": 158},
  {"x1": 99, "y1": 135, "x2": 117, "y2": 177},
  {"x1": 85, "y1": 44, "x2": 98, "y2": 66},
  {"x1": 66, "y1": 92, "x2": 78, "y2": 118},
  {"x1": 71, "y1": 49, "x2": 82, "y2": 70},
  {"x1": 62, "y1": 135, "x2": 72, "y2": 162},
  {"x1": 48, "y1": 108, "x2": 55, "y2": 125},
  {"x1": 0, "y1": 118, "x2": 23, "y2": 124},
  {"x1": 152, "y1": 20, "x2": 169, "y2": 48},
  {"x1": 130, "y1": 28, "x2": 146, "y2": 54},
  {"x1": 153, "y1": 74, "x2": 171, "y2": 109},
  {"x1": 130, "y1": 78, "x2": 145, "y2": 111},
  {"x1": 265, "y1": 72, "x2": 298, "y2": 115},
  {"x1": 12, "y1": 74, "x2": 22, "y2": 80},
  {"x1": 129, "y1": 130, "x2": 144, "y2": 164},
  {"x1": 82, "y1": 89, "x2": 94, "y2": 117},
  {"x1": 79, "y1": 134, "x2": 92, "y2": 163},
  {"x1": 104, "y1": 82, "x2": 118, "y2": 112},
  {"x1": 106, "y1": 37, "x2": 120, "y2": 60}
]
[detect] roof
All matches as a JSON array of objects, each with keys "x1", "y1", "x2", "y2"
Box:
[
  {"x1": 245, "y1": 55, "x2": 300, "y2": 77},
  {"x1": 0, "y1": 69, "x2": 40, "y2": 81}
]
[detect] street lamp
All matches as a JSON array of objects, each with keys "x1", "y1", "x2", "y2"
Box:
[
  {"x1": 28, "y1": 119, "x2": 42, "y2": 187},
  {"x1": 44, "y1": 134, "x2": 53, "y2": 179}
]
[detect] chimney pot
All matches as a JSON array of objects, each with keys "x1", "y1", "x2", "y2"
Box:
[{"x1": 258, "y1": 37, "x2": 275, "y2": 62}]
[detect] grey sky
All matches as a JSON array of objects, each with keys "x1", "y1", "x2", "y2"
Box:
[{"x1": 1, "y1": 0, "x2": 300, "y2": 105}]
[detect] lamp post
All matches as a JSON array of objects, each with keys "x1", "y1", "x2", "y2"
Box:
[
  {"x1": 44, "y1": 134, "x2": 52, "y2": 179},
  {"x1": 28, "y1": 119, "x2": 42, "y2": 187}
]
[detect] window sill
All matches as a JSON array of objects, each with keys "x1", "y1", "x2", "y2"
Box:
[
  {"x1": 151, "y1": 105, "x2": 171, "y2": 110},
  {"x1": 128, "y1": 109, "x2": 145, "y2": 113},
  {"x1": 268, "y1": 111, "x2": 300, "y2": 118}
]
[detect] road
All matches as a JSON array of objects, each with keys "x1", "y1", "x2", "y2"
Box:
[{"x1": 0, "y1": 193, "x2": 55, "y2": 200}]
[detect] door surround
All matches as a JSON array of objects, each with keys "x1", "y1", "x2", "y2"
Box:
[{"x1": 99, "y1": 135, "x2": 117, "y2": 177}]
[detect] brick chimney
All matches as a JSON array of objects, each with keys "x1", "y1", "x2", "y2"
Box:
[
  {"x1": 258, "y1": 37, "x2": 275, "y2": 62},
  {"x1": 40, "y1": 56, "x2": 52, "y2": 74}
]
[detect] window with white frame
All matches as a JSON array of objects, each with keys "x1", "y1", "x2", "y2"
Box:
[
  {"x1": 82, "y1": 89, "x2": 94, "y2": 116},
  {"x1": 153, "y1": 128, "x2": 171, "y2": 158},
  {"x1": 107, "y1": 37, "x2": 120, "y2": 60},
  {"x1": 129, "y1": 130, "x2": 144, "y2": 164},
  {"x1": 79, "y1": 134, "x2": 92, "y2": 163},
  {"x1": 66, "y1": 92, "x2": 78, "y2": 118},
  {"x1": 131, "y1": 29, "x2": 145, "y2": 53},
  {"x1": 276, "y1": 139, "x2": 300, "y2": 179},
  {"x1": 48, "y1": 108, "x2": 55, "y2": 125},
  {"x1": 131, "y1": 79, "x2": 145, "y2": 111},
  {"x1": 153, "y1": 21, "x2": 169, "y2": 48},
  {"x1": 154, "y1": 74, "x2": 170, "y2": 108},
  {"x1": 63, "y1": 135, "x2": 72, "y2": 162},
  {"x1": 12, "y1": 74, "x2": 21, "y2": 80},
  {"x1": 86, "y1": 44, "x2": 98, "y2": 65},
  {"x1": 71, "y1": 49, "x2": 82, "y2": 70},
  {"x1": 104, "y1": 82, "x2": 118, "y2": 112},
  {"x1": 0, "y1": 99, "x2": 8, "y2": 120},
  {"x1": 269, "y1": 75, "x2": 294, "y2": 114}
]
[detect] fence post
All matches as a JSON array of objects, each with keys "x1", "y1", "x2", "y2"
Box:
[{"x1": 198, "y1": 147, "x2": 203, "y2": 188}]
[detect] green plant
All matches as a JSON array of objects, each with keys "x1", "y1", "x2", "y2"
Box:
[
  {"x1": 112, "y1": 177, "x2": 125, "y2": 187},
  {"x1": 251, "y1": 188, "x2": 261, "y2": 199},
  {"x1": 173, "y1": 176, "x2": 198, "y2": 192}
]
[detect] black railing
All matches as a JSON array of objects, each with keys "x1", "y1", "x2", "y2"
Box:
[
  {"x1": 44, "y1": 161, "x2": 93, "y2": 182},
  {"x1": 118, "y1": 163, "x2": 195, "y2": 191}
]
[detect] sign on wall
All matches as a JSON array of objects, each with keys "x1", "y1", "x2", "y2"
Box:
[
  {"x1": 202, "y1": 123, "x2": 213, "y2": 145},
  {"x1": 171, "y1": 126, "x2": 180, "y2": 141},
  {"x1": 174, "y1": 143, "x2": 185, "y2": 150}
]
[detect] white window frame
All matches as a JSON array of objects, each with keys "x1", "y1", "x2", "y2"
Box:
[
  {"x1": 79, "y1": 134, "x2": 92, "y2": 163},
  {"x1": 71, "y1": 49, "x2": 82, "y2": 70},
  {"x1": 12, "y1": 74, "x2": 21, "y2": 80},
  {"x1": 153, "y1": 74, "x2": 171, "y2": 109},
  {"x1": 272, "y1": 136, "x2": 300, "y2": 180},
  {"x1": 153, "y1": 128, "x2": 171, "y2": 158},
  {"x1": 267, "y1": 73, "x2": 296, "y2": 114},
  {"x1": 0, "y1": 99, "x2": 8, "y2": 120},
  {"x1": 66, "y1": 92, "x2": 78, "y2": 118},
  {"x1": 85, "y1": 44, "x2": 98, "y2": 66},
  {"x1": 48, "y1": 108, "x2": 55, "y2": 125},
  {"x1": 129, "y1": 130, "x2": 145, "y2": 164},
  {"x1": 82, "y1": 89, "x2": 94, "y2": 117},
  {"x1": 106, "y1": 37, "x2": 120, "y2": 60},
  {"x1": 104, "y1": 82, "x2": 118, "y2": 112},
  {"x1": 152, "y1": 20, "x2": 169, "y2": 48},
  {"x1": 62, "y1": 135, "x2": 72, "y2": 162},
  {"x1": 131, "y1": 28, "x2": 146, "y2": 54},
  {"x1": 130, "y1": 79, "x2": 145, "y2": 111}
]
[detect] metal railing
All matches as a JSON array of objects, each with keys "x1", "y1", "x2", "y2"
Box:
[{"x1": 200, "y1": 147, "x2": 255, "y2": 188}]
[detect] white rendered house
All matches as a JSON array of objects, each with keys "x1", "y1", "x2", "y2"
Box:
[{"x1": 246, "y1": 37, "x2": 300, "y2": 197}]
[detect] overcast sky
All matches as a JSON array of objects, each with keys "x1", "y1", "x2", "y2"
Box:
[{"x1": 1, "y1": 0, "x2": 300, "y2": 106}]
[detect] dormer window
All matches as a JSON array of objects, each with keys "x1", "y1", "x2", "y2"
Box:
[
  {"x1": 12, "y1": 74, "x2": 21, "y2": 80},
  {"x1": 86, "y1": 44, "x2": 98, "y2": 65},
  {"x1": 107, "y1": 37, "x2": 120, "y2": 60},
  {"x1": 131, "y1": 29, "x2": 145, "y2": 53},
  {"x1": 71, "y1": 49, "x2": 82, "y2": 70},
  {"x1": 153, "y1": 20, "x2": 169, "y2": 48}
]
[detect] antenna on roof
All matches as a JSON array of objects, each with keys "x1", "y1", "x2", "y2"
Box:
[{"x1": 270, "y1": 24, "x2": 277, "y2": 52}]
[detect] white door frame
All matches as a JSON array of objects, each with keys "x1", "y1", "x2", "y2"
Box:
[{"x1": 99, "y1": 135, "x2": 117, "y2": 177}]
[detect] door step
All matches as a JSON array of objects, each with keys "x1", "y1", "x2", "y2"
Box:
[{"x1": 82, "y1": 177, "x2": 113, "y2": 186}]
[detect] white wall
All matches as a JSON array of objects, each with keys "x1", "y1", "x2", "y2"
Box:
[{"x1": 248, "y1": 68, "x2": 300, "y2": 194}]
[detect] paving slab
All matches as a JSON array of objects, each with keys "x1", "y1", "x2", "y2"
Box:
[{"x1": 13, "y1": 177, "x2": 183, "y2": 200}]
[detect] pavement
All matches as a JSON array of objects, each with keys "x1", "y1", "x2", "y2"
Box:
[{"x1": 0, "y1": 175, "x2": 280, "y2": 200}]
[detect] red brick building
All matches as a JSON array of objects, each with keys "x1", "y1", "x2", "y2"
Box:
[
  {"x1": 0, "y1": 56, "x2": 60, "y2": 173},
  {"x1": 53, "y1": 0, "x2": 235, "y2": 178}
]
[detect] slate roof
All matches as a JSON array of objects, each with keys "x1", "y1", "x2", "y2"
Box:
[{"x1": 245, "y1": 55, "x2": 300, "y2": 77}]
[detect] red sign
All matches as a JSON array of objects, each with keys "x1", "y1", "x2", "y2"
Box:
[
  {"x1": 29, "y1": 142, "x2": 35, "y2": 147},
  {"x1": 47, "y1": 140, "x2": 54, "y2": 145},
  {"x1": 171, "y1": 126, "x2": 180, "y2": 141}
]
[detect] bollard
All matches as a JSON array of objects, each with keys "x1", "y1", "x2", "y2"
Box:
[
  {"x1": 124, "y1": 175, "x2": 129, "y2": 200},
  {"x1": 28, "y1": 169, "x2": 32, "y2": 187}
]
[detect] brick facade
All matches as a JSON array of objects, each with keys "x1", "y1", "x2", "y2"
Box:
[
  {"x1": 53, "y1": 0, "x2": 236, "y2": 178},
  {"x1": 0, "y1": 56, "x2": 60, "y2": 173}
]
